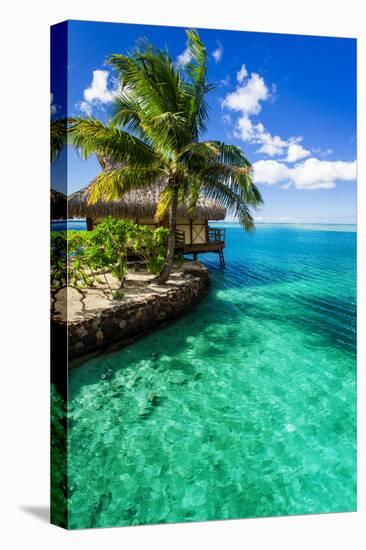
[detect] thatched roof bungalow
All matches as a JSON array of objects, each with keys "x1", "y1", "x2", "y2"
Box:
[
  {"x1": 68, "y1": 181, "x2": 226, "y2": 252},
  {"x1": 68, "y1": 154, "x2": 226, "y2": 262},
  {"x1": 51, "y1": 189, "x2": 67, "y2": 220}
]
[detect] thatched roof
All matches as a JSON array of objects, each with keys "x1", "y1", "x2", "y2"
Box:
[
  {"x1": 68, "y1": 181, "x2": 226, "y2": 221},
  {"x1": 51, "y1": 189, "x2": 67, "y2": 220}
]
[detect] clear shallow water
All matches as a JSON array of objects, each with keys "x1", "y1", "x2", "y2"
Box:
[{"x1": 68, "y1": 225, "x2": 356, "y2": 528}]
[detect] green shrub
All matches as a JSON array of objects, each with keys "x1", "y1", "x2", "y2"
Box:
[
  {"x1": 128, "y1": 224, "x2": 169, "y2": 274},
  {"x1": 113, "y1": 289, "x2": 125, "y2": 300},
  {"x1": 51, "y1": 218, "x2": 169, "y2": 293},
  {"x1": 85, "y1": 218, "x2": 135, "y2": 287}
]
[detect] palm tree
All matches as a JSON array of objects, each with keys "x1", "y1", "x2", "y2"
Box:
[
  {"x1": 51, "y1": 118, "x2": 68, "y2": 162},
  {"x1": 70, "y1": 30, "x2": 263, "y2": 283}
]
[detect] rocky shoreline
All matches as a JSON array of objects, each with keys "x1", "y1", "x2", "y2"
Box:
[{"x1": 52, "y1": 262, "x2": 210, "y2": 363}]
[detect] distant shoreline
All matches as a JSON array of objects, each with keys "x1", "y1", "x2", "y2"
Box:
[
  {"x1": 51, "y1": 219, "x2": 356, "y2": 226},
  {"x1": 216, "y1": 221, "x2": 356, "y2": 226},
  {"x1": 212, "y1": 221, "x2": 357, "y2": 227}
]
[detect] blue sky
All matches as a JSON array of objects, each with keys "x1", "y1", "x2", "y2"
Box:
[{"x1": 51, "y1": 20, "x2": 356, "y2": 223}]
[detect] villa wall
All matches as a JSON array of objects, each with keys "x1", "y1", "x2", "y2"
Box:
[
  {"x1": 63, "y1": 264, "x2": 210, "y2": 363},
  {"x1": 137, "y1": 217, "x2": 207, "y2": 245}
]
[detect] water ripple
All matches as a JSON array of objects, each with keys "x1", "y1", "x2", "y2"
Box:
[{"x1": 68, "y1": 225, "x2": 356, "y2": 528}]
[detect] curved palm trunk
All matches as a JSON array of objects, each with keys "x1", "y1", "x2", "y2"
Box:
[{"x1": 156, "y1": 185, "x2": 179, "y2": 284}]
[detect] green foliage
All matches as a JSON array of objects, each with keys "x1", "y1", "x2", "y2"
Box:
[
  {"x1": 113, "y1": 289, "x2": 125, "y2": 300},
  {"x1": 85, "y1": 218, "x2": 132, "y2": 286},
  {"x1": 67, "y1": 231, "x2": 92, "y2": 287},
  {"x1": 51, "y1": 218, "x2": 169, "y2": 293},
  {"x1": 51, "y1": 230, "x2": 91, "y2": 290},
  {"x1": 50, "y1": 231, "x2": 67, "y2": 290},
  {"x1": 50, "y1": 118, "x2": 68, "y2": 162},
  {"x1": 129, "y1": 225, "x2": 169, "y2": 274}
]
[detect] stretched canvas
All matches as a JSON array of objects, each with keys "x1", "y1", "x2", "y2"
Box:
[{"x1": 50, "y1": 20, "x2": 357, "y2": 529}]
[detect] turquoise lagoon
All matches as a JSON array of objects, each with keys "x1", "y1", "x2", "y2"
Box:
[{"x1": 67, "y1": 224, "x2": 356, "y2": 528}]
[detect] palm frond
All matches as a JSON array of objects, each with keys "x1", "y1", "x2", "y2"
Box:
[
  {"x1": 199, "y1": 162, "x2": 263, "y2": 208},
  {"x1": 178, "y1": 141, "x2": 251, "y2": 173},
  {"x1": 186, "y1": 180, "x2": 201, "y2": 212},
  {"x1": 178, "y1": 141, "x2": 221, "y2": 164},
  {"x1": 111, "y1": 89, "x2": 146, "y2": 139},
  {"x1": 217, "y1": 143, "x2": 252, "y2": 167},
  {"x1": 69, "y1": 117, "x2": 158, "y2": 165},
  {"x1": 155, "y1": 186, "x2": 173, "y2": 220},
  {"x1": 50, "y1": 118, "x2": 68, "y2": 162},
  {"x1": 88, "y1": 165, "x2": 163, "y2": 204},
  {"x1": 201, "y1": 178, "x2": 256, "y2": 230},
  {"x1": 109, "y1": 50, "x2": 191, "y2": 154},
  {"x1": 183, "y1": 30, "x2": 214, "y2": 140}
]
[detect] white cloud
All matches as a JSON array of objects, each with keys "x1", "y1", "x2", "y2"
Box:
[
  {"x1": 222, "y1": 67, "x2": 302, "y2": 158},
  {"x1": 221, "y1": 113, "x2": 232, "y2": 125},
  {"x1": 311, "y1": 147, "x2": 333, "y2": 158},
  {"x1": 280, "y1": 182, "x2": 292, "y2": 190},
  {"x1": 285, "y1": 143, "x2": 311, "y2": 162},
  {"x1": 176, "y1": 47, "x2": 192, "y2": 66},
  {"x1": 253, "y1": 158, "x2": 356, "y2": 190},
  {"x1": 278, "y1": 216, "x2": 295, "y2": 222},
  {"x1": 253, "y1": 215, "x2": 295, "y2": 222},
  {"x1": 253, "y1": 159, "x2": 290, "y2": 186},
  {"x1": 291, "y1": 158, "x2": 356, "y2": 189},
  {"x1": 222, "y1": 72, "x2": 269, "y2": 116},
  {"x1": 84, "y1": 70, "x2": 116, "y2": 103},
  {"x1": 51, "y1": 93, "x2": 58, "y2": 115},
  {"x1": 222, "y1": 64, "x2": 314, "y2": 161},
  {"x1": 76, "y1": 69, "x2": 118, "y2": 115},
  {"x1": 78, "y1": 100, "x2": 92, "y2": 116},
  {"x1": 256, "y1": 131, "x2": 289, "y2": 156},
  {"x1": 237, "y1": 64, "x2": 248, "y2": 83},
  {"x1": 220, "y1": 75, "x2": 230, "y2": 87},
  {"x1": 233, "y1": 116, "x2": 288, "y2": 156},
  {"x1": 212, "y1": 42, "x2": 223, "y2": 63}
]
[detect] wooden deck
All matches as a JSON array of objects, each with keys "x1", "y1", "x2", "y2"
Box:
[
  {"x1": 184, "y1": 242, "x2": 224, "y2": 253},
  {"x1": 177, "y1": 227, "x2": 226, "y2": 268}
]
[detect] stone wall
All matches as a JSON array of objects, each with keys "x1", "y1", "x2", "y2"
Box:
[{"x1": 55, "y1": 265, "x2": 210, "y2": 362}]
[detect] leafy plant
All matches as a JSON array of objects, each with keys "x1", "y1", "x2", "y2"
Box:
[
  {"x1": 129, "y1": 225, "x2": 169, "y2": 274},
  {"x1": 85, "y1": 217, "x2": 133, "y2": 288},
  {"x1": 51, "y1": 219, "x2": 169, "y2": 296},
  {"x1": 67, "y1": 231, "x2": 93, "y2": 288},
  {"x1": 113, "y1": 289, "x2": 125, "y2": 300},
  {"x1": 51, "y1": 230, "x2": 91, "y2": 290},
  {"x1": 51, "y1": 231, "x2": 67, "y2": 290}
]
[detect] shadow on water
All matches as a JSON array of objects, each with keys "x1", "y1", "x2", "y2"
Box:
[
  {"x1": 239, "y1": 290, "x2": 356, "y2": 356},
  {"x1": 206, "y1": 259, "x2": 310, "y2": 290},
  {"x1": 295, "y1": 294, "x2": 356, "y2": 355}
]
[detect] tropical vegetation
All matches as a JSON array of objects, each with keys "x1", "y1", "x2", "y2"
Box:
[
  {"x1": 51, "y1": 218, "x2": 169, "y2": 296},
  {"x1": 51, "y1": 118, "x2": 68, "y2": 162},
  {"x1": 69, "y1": 29, "x2": 263, "y2": 283}
]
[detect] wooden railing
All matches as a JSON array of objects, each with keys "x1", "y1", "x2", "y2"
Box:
[
  {"x1": 208, "y1": 227, "x2": 226, "y2": 246},
  {"x1": 175, "y1": 229, "x2": 185, "y2": 250},
  {"x1": 174, "y1": 226, "x2": 226, "y2": 251}
]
